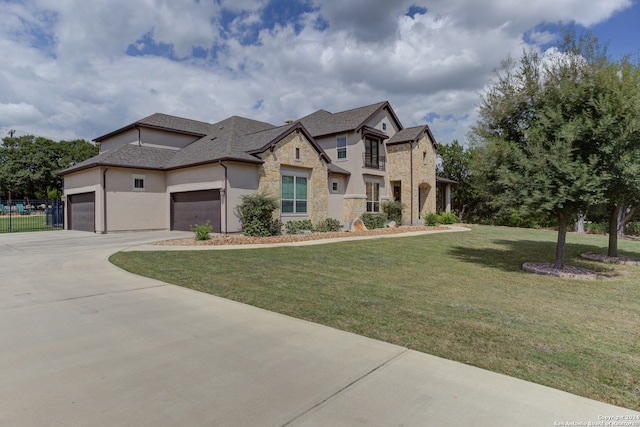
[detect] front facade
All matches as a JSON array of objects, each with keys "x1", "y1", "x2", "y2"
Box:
[{"x1": 60, "y1": 101, "x2": 438, "y2": 233}]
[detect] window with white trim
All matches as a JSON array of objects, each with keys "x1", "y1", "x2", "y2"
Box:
[
  {"x1": 336, "y1": 136, "x2": 347, "y2": 160},
  {"x1": 132, "y1": 174, "x2": 145, "y2": 191},
  {"x1": 281, "y1": 174, "x2": 308, "y2": 214},
  {"x1": 366, "y1": 181, "x2": 380, "y2": 212}
]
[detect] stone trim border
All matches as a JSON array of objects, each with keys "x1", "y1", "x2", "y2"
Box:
[{"x1": 522, "y1": 262, "x2": 598, "y2": 280}]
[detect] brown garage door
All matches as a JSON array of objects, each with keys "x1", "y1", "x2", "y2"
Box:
[
  {"x1": 170, "y1": 190, "x2": 221, "y2": 233},
  {"x1": 68, "y1": 192, "x2": 95, "y2": 232}
]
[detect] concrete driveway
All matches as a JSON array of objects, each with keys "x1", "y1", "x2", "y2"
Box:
[{"x1": 1, "y1": 231, "x2": 637, "y2": 426}]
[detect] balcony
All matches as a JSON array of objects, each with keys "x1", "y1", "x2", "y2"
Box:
[{"x1": 363, "y1": 154, "x2": 386, "y2": 171}]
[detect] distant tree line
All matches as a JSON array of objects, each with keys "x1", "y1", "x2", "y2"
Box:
[
  {"x1": 0, "y1": 134, "x2": 98, "y2": 201},
  {"x1": 438, "y1": 25, "x2": 640, "y2": 267}
]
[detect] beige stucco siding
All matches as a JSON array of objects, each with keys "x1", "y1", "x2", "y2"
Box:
[
  {"x1": 257, "y1": 131, "x2": 328, "y2": 225},
  {"x1": 99, "y1": 128, "x2": 199, "y2": 153},
  {"x1": 225, "y1": 162, "x2": 260, "y2": 233}
]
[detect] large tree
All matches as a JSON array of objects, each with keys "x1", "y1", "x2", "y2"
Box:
[
  {"x1": 436, "y1": 140, "x2": 479, "y2": 220},
  {"x1": 0, "y1": 135, "x2": 98, "y2": 200},
  {"x1": 471, "y1": 34, "x2": 610, "y2": 269}
]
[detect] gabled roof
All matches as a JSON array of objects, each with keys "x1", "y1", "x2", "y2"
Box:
[
  {"x1": 298, "y1": 101, "x2": 403, "y2": 137},
  {"x1": 387, "y1": 125, "x2": 438, "y2": 148},
  {"x1": 94, "y1": 113, "x2": 215, "y2": 142}
]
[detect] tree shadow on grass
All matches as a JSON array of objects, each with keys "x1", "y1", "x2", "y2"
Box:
[{"x1": 448, "y1": 239, "x2": 618, "y2": 275}]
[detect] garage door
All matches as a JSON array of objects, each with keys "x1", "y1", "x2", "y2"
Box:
[
  {"x1": 170, "y1": 190, "x2": 221, "y2": 233},
  {"x1": 68, "y1": 192, "x2": 95, "y2": 232}
]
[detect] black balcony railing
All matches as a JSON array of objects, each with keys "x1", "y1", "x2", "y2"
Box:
[{"x1": 363, "y1": 154, "x2": 386, "y2": 170}]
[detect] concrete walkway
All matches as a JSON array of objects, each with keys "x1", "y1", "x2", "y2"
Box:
[{"x1": 1, "y1": 230, "x2": 637, "y2": 426}]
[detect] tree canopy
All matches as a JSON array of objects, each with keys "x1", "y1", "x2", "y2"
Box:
[
  {"x1": 470, "y1": 28, "x2": 640, "y2": 269},
  {"x1": 0, "y1": 135, "x2": 98, "y2": 200}
]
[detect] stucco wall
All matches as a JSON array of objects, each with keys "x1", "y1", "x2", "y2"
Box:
[
  {"x1": 104, "y1": 168, "x2": 167, "y2": 231},
  {"x1": 99, "y1": 128, "x2": 199, "y2": 153},
  {"x1": 63, "y1": 168, "x2": 103, "y2": 232},
  {"x1": 256, "y1": 131, "x2": 328, "y2": 225}
]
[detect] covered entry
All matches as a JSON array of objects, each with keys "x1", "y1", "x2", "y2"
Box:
[
  {"x1": 170, "y1": 190, "x2": 221, "y2": 232},
  {"x1": 67, "y1": 192, "x2": 95, "y2": 232}
]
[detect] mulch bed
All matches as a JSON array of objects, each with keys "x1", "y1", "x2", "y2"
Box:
[
  {"x1": 581, "y1": 252, "x2": 640, "y2": 265},
  {"x1": 522, "y1": 262, "x2": 598, "y2": 280},
  {"x1": 153, "y1": 225, "x2": 448, "y2": 246}
]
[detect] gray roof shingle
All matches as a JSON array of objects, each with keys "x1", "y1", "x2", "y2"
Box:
[
  {"x1": 61, "y1": 144, "x2": 176, "y2": 174},
  {"x1": 298, "y1": 101, "x2": 392, "y2": 137},
  {"x1": 387, "y1": 125, "x2": 438, "y2": 148}
]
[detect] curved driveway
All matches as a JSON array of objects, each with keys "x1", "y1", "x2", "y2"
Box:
[{"x1": 1, "y1": 231, "x2": 637, "y2": 426}]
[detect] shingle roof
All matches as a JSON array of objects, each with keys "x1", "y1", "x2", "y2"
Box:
[
  {"x1": 60, "y1": 144, "x2": 176, "y2": 174},
  {"x1": 387, "y1": 125, "x2": 438, "y2": 148},
  {"x1": 327, "y1": 163, "x2": 351, "y2": 175},
  {"x1": 298, "y1": 101, "x2": 397, "y2": 137}
]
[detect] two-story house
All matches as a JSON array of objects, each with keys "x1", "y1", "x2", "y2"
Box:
[{"x1": 59, "y1": 101, "x2": 439, "y2": 233}]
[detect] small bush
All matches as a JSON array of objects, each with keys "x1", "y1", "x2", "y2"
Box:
[
  {"x1": 625, "y1": 222, "x2": 640, "y2": 236},
  {"x1": 315, "y1": 218, "x2": 342, "y2": 232},
  {"x1": 438, "y1": 212, "x2": 459, "y2": 225},
  {"x1": 382, "y1": 201, "x2": 403, "y2": 225},
  {"x1": 191, "y1": 221, "x2": 213, "y2": 241},
  {"x1": 424, "y1": 212, "x2": 440, "y2": 226},
  {"x1": 285, "y1": 219, "x2": 314, "y2": 234},
  {"x1": 238, "y1": 192, "x2": 279, "y2": 236},
  {"x1": 586, "y1": 222, "x2": 607, "y2": 235},
  {"x1": 361, "y1": 212, "x2": 387, "y2": 229},
  {"x1": 270, "y1": 219, "x2": 283, "y2": 236}
]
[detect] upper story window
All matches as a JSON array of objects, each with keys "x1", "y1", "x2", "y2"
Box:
[
  {"x1": 336, "y1": 136, "x2": 347, "y2": 160},
  {"x1": 382, "y1": 123, "x2": 387, "y2": 131},
  {"x1": 363, "y1": 137, "x2": 385, "y2": 170},
  {"x1": 132, "y1": 174, "x2": 145, "y2": 191}
]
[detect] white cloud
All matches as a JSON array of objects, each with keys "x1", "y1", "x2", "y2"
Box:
[{"x1": 0, "y1": 0, "x2": 633, "y2": 146}]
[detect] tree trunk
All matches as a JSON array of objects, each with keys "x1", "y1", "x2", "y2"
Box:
[
  {"x1": 608, "y1": 205, "x2": 620, "y2": 258},
  {"x1": 554, "y1": 214, "x2": 567, "y2": 270},
  {"x1": 574, "y1": 212, "x2": 585, "y2": 233},
  {"x1": 617, "y1": 205, "x2": 637, "y2": 237}
]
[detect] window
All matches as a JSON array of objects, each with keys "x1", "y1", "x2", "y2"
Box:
[
  {"x1": 382, "y1": 122, "x2": 387, "y2": 131},
  {"x1": 295, "y1": 148, "x2": 300, "y2": 160},
  {"x1": 331, "y1": 180, "x2": 339, "y2": 192},
  {"x1": 336, "y1": 136, "x2": 347, "y2": 160},
  {"x1": 366, "y1": 181, "x2": 380, "y2": 212},
  {"x1": 364, "y1": 137, "x2": 379, "y2": 168},
  {"x1": 132, "y1": 174, "x2": 145, "y2": 191},
  {"x1": 281, "y1": 175, "x2": 307, "y2": 213}
]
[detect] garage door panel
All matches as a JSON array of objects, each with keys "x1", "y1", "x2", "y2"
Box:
[
  {"x1": 68, "y1": 192, "x2": 95, "y2": 232},
  {"x1": 171, "y1": 190, "x2": 221, "y2": 232}
]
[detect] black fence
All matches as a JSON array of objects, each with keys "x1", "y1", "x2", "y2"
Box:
[{"x1": 0, "y1": 199, "x2": 64, "y2": 233}]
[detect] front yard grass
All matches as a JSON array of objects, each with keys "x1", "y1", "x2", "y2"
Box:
[{"x1": 110, "y1": 225, "x2": 640, "y2": 410}]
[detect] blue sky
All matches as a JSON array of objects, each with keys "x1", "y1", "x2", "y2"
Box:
[{"x1": 0, "y1": 0, "x2": 638, "y2": 144}]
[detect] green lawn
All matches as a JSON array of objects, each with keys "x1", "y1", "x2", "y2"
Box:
[
  {"x1": 110, "y1": 226, "x2": 640, "y2": 410},
  {"x1": 0, "y1": 214, "x2": 60, "y2": 232}
]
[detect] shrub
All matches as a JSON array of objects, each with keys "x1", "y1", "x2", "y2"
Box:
[
  {"x1": 382, "y1": 201, "x2": 403, "y2": 225},
  {"x1": 315, "y1": 218, "x2": 342, "y2": 232},
  {"x1": 285, "y1": 219, "x2": 314, "y2": 234},
  {"x1": 191, "y1": 221, "x2": 213, "y2": 241},
  {"x1": 238, "y1": 192, "x2": 279, "y2": 236},
  {"x1": 625, "y1": 222, "x2": 640, "y2": 236},
  {"x1": 361, "y1": 212, "x2": 387, "y2": 229},
  {"x1": 438, "y1": 212, "x2": 459, "y2": 224},
  {"x1": 586, "y1": 222, "x2": 608, "y2": 235},
  {"x1": 270, "y1": 219, "x2": 284, "y2": 236},
  {"x1": 424, "y1": 212, "x2": 440, "y2": 226}
]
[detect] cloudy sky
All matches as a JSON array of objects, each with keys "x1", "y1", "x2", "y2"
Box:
[{"x1": 1, "y1": 0, "x2": 638, "y2": 145}]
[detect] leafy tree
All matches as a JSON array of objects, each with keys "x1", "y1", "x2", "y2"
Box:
[
  {"x1": 0, "y1": 135, "x2": 98, "y2": 200},
  {"x1": 471, "y1": 31, "x2": 609, "y2": 269},
  {"x1": 436, "y1": 140, "x2": 479, "y2": 220}
]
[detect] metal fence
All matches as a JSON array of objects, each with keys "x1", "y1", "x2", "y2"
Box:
[{"x1": 0, "y1": 199, "x2": 64, "y2": 233}]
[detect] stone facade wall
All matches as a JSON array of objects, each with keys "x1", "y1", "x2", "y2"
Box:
[
  {"x1": 386, "y1": 134, "x2": 437, "y2": 224},
  {"x1": 257, "y1": 131, "x2": 328, "y2": 225},
  {"x1": 343, "y1": 196, "x2": 366, "y2": 223}
]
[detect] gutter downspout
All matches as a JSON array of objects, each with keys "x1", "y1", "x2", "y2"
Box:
[
  {"x1": 102, "y1": 167, "x2": 108, "y2": 234},
  {"x1": 219, "y1": 161, "x2": 228, "y2": 235},
  {"x1": 410, "y1": 140, "x2": 414, "y2": 225}
]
